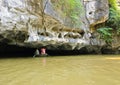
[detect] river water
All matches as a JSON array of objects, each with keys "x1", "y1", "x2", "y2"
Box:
[{"x1": 0, "y1": 55, "x2": 120, "y2": 85}]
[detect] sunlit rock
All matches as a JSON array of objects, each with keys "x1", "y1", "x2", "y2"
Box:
[
  {"x1": 0, "y1": 0, "x2": 109, "y2": 51},
  {"x1": 84, "y1": 0, "x2": 109, "y2": 27}
]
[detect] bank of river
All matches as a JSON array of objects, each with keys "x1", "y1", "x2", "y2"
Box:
[{"x1": 0, "y1": 55, "x2": 120, "y2": 85}]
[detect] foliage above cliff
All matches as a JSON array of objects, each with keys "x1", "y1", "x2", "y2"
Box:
[
  {"x1": 109, "y1": 0, "x2": 118, "y2": 9},
  {"x1": 107, "y1": 0, "x2": 120, "y2": 35}
]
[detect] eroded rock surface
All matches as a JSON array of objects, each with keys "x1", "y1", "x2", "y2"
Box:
[{"x1": 0, "y1": 0, "x2": 109, "y2": 51}]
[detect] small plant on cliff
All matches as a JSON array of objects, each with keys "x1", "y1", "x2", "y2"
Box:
[
  {"x1": 97, "y1": 27, "x2": 113, "y2": 45},
  {"x1": 51, "y1": 0, "x2": 84, "y2": 28},
  {"x1": 109, "y1": 0, "x2": 118, "y2": 9},
  {"x1": 65, "y1": 0, "x2": 84, "y2": 28}
]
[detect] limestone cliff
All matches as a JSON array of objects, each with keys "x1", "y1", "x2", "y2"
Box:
[
  {"x1": 84, "y1": 0, "x2": 109, "y2": 32},
  {"x1": 0, "y1": 0, "x2": 109, "y2": 51}
]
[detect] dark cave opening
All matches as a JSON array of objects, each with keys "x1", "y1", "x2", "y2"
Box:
[
  {"x1": 0, "y1": 44, "x2": 89, "y2": 58},
  {"x1": 0, "y1": 45, "x2": 35, "y2": 57}
]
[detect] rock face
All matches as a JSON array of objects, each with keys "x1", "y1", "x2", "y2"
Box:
[
  {"x1": 84, "y1": 0, "x2": 109, "y2": 25},
  {"x1": 0, "y1": 0, "x2": 109, "y2": 51},
  {"x1": 84, "y1": 0, "x2": 109, "y2": 32}
]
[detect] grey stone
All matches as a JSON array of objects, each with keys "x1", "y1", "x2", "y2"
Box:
[{"x1": 0, "y1": 0, "x2": 111, "y2": 52}]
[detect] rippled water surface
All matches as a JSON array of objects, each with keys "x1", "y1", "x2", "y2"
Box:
[{"x1": 0, "y1": 55, "x2": 120, "y2": 85}]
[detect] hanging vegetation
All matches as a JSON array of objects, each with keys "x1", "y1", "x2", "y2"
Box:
[
  {"x1": 97, "y1": 27, "x2": 113, "y2": 45},
  {"x1": 106, "y1": 0, "x2": 120, "y2": 35}
]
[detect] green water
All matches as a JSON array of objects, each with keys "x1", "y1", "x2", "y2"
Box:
[{"x1": 0, "y1": 55, "x2": 120, "y2": 85}]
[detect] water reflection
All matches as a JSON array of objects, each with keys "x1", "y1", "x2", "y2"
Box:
[{"x1": 42, "y1": 57, "x2": 46, "y2": 66}]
